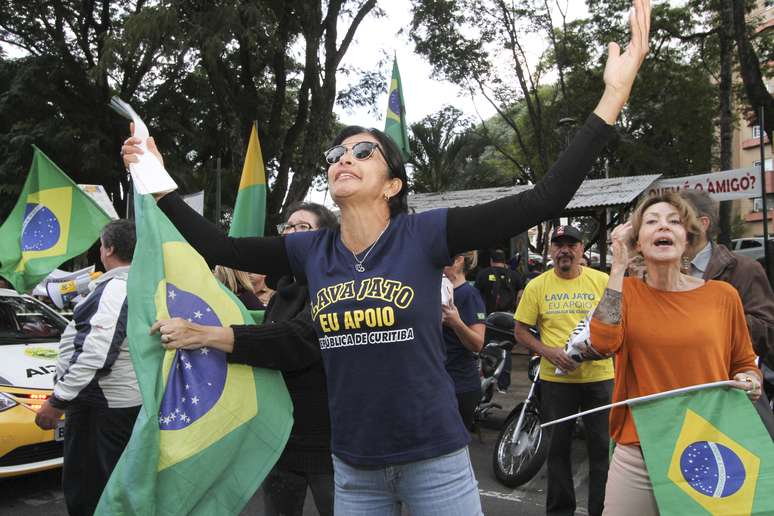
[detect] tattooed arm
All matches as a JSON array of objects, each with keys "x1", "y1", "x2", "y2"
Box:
[
  {"x1": 587, "y1": 223, "x2": 630, "y2": 356},
  {"x1": 592, "y1": 222, "x2": 629, "y2": 326},
  {"x1": 594, "y1": 288, "x2": 623, "y2": 325}
]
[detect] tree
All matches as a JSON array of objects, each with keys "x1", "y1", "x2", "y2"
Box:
[
  {"x1": 169, "y1": 0, "x2": 379, "y2": 227},
  {"x1": 0, "y1": 0, "x2": 186, "y2": 219},
  {"x1": 731, "y1": 0, "x2": 774, "y2": 139},
  {"x1": 0, "y1": 1, "x2": 382, "y2": 228},
  {"x1": 409, "y1": 106, "x2": 494, "y2": 192}
]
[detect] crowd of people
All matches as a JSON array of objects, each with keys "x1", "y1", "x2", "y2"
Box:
[{"x1": 16, "y1": 0, "x2": 774, "y2": 514}]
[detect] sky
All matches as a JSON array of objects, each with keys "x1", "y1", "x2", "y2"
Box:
[{"x1": 333, "y1": 0, "x2": 592, "y2": 129}]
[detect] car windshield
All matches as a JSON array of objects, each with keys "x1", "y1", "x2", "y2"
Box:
[{"x1": 0, "y1": 296, "x2": 67, "y2": 345}]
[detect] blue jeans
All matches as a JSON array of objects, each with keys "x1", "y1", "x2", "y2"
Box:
[{"x1": 332, "y1": 447, "x2": 483, "y2": 516}]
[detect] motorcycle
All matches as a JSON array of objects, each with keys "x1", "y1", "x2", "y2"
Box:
[
  {"x1": 492, "y1": 354, "x2": 548, "y2": 487},
  {"x1": 474, "y1": 312, "x2": 517, "y2": 422}
]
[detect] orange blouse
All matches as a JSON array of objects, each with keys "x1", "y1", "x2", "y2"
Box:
[{"x1": 590, "y1": 278, "x2": 759, "y2": 445}]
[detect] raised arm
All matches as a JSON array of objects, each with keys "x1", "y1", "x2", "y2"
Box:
[
  {"x1": 121, "y1": 133, "x2": 292, "y2": 277},
  {"x1": 447, "y1": 0, "x2": 650, "y2": 256},
  {"x1": 589, "y1": 222, "x2": 629, "y2": 355},
  {"x1": 157, "y1": 192, "x2": 291, "y2": 277}
]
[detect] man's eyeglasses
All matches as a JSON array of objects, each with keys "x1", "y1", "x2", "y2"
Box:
[
  {"x1": 323, "y1": 141, "x2": 383, "y2": 165},
  {"x1": 277, "y1": 222, "x2": 313, "y2": 234}
]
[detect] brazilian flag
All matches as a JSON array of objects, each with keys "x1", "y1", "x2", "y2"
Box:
[
  {"x1": 384, "y1": 56, "x2": 410, "y2": 161},
  {"x1": 0, "y1": 146, "x2": 111, "y2": 292},
  {"x1": 632, "y1": 387, "x2": 774, "y2": 515},
  {"x1": 228, "y1": 123, "x2": 266, "y2": 237},
  {"x1": 98, "y1": 195, "x2": 292, "y2": 515}
]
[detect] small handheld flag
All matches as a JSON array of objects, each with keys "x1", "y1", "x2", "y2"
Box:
[{"x1": 632, "y1": 387, "x2": 774, "y2": 515}]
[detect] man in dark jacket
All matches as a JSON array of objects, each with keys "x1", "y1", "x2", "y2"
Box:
[
  {"x1": 682, "y1": 191, "x2": 774, "y2": 432},
  {"x1": 681, "y1": 191, "x2": 774, "y2": 367}
]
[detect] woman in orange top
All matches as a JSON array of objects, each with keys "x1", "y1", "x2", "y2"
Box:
[{"x1": 588, "y1": 192, "x2": 762, "y2": 515}]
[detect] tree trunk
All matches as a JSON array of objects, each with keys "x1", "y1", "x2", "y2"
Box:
[{"x1": 731, "y1": 0, "x2": 774, "y2": 139}]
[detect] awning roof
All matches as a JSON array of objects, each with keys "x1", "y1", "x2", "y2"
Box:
[{"x1": 407, "y1": 174, "x2": 663, "y2": 213}]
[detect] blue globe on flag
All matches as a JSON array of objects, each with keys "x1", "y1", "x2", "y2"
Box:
[
  {"x1": 21, "y1": 203, "x2": 61, "y2": 252},
  {"x1": 158, "y1": 282, "x2": 228, "y2": 430},
  {"x1": 680, "y1": 441, "x2": 746, "y2": 498},
  {"x1": 388, "y1": 90, "x2": 401, "y2": 115}
]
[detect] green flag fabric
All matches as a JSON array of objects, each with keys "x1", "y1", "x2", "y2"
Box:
[
  {"x1": 97, "y1": 194, "x2": 292, "y2": 515},
  {"x1": 228, "y1": 123, "x2": 266, "y2": 237},
  {"x1": 384, "y1": 56, "x2": 410, "y2": 160},
  {"x1": 0, "y1": 146, "x2": 112, "y2": 292},
  {"x1": 631, "y1": 387, "x2": 774, "y2": 515}
]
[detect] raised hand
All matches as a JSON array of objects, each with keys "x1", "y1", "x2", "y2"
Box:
[
  {"x1": 594, "y1": 0, "x2": 651, "y2": 124},
  {"x1": 604, "y1": 0, "x2": 651, "y2": 97},
  {"x1": 609, "y1": 221, "x2": 633, "y2": 273}
]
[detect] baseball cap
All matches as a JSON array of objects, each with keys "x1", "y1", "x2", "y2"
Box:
[
  {"x1": 490, "y1": 249, "x2": 507, "y2": 262},
  {"x1": 550, "y1": 225, "x2": 582, "y2": 243}
]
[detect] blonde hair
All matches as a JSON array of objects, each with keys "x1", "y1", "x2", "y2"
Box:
[
  {"x1": 629, "y1": 192, "x2": 703, "y2": 258},
  {"x1": 455, "y1": 250, "x2": 478, "y2": 273},
  {"x1": 213, "y1": 266, "x2": 254, "y2": 294}
]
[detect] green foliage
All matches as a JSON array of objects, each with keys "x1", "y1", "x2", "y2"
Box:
[
  {"x1": 0, "y1": 0, "x2": 380, "y2": 228},
  {"x1": 411, "y1": 0, "x2": 719, "y2": 187},
  {"x1": 409, "y1": 106, "x2": 499, "y2": 192}
]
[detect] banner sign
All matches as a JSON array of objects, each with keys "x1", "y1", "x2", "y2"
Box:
[
  {"x1": 647, "y1": 167, "x2": 762, "y2": 201},
  {"x1": 78, "y1": 184, "x2": 120, "y2": 219}
]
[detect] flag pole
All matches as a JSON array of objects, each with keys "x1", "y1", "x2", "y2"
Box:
[
  {"x1": 540, "y1": 380, "x2": 737, "y2": 428},
  {"x1": 759, "y1": 105, "x2": 771, "y2": 287}
]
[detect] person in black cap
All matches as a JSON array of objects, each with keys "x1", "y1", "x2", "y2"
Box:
[
  {"x1": 475, "y1": 249, "x2": 524, "y2": 391},
  {"x1": 514, "y1": 225, "x2": 614, "y2": 516}
]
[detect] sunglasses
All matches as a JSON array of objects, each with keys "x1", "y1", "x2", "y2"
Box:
[{"x1": 323, "y1": 141, "x2": 383, "y2": 165}]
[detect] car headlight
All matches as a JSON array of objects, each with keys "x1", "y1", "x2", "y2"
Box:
[{"x1": 0, "y1": 392, "x2": 18, "y2": 412}]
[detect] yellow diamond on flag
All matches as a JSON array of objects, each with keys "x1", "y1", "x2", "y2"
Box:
[
  {"x1": 154, "y1": 241, "x2": 257, "y2": 471},
  {"x1": 15, "y1": 186, "x2": 72, "y2": 271},
  {"x1": 667, "y1": 409, "x2": 760, "y2": 515}
]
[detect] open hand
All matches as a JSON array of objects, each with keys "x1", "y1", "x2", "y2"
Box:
[{"x1": 603, "y1": 0, "x2": 651, "y2": 99}]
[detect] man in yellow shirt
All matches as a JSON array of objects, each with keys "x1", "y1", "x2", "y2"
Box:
[{"x1": 515, "y1": 225, "x2": 613, "y2": 516}]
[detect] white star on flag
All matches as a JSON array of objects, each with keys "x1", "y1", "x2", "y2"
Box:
[
  {"x1": 194, "y1": 310, "x2": 203, "y2": 319},
  {"x1": 185, "y1": 361, "x2": 193, "y2": 370},
  {"x1": 191, "y1": 396, "x2": 199, "y2": 405},
  {"x1": 168, "y1": 289, "x2": 177, "y2": 299},
  {"x1": 200, "y1": 348, "x2": 209, "y2": 355}
]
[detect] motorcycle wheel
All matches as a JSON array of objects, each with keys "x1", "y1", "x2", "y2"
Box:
[{"x1": 492, "y1": 402, "x2": 548, "y2": 487}]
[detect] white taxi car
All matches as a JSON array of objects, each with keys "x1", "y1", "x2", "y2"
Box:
[{"x1": 0, "y1": 288, "x2": 68, "y2": 477}]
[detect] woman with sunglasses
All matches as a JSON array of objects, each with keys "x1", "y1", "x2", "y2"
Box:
[{"x1": 123, "y1": 2, "x2": 650, "y2": 512}]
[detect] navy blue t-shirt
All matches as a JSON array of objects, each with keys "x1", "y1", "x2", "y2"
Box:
[
  {"x1": 443, "y1": 282, "x2": 486, "y2": 394},
  {"x1": 284, "y1": 209, "x2": 470, "y2": 466}
]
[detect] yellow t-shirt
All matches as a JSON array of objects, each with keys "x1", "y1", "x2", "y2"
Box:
[{"x1": 515, "y1": 267, "x2": 614, "y2": 383}]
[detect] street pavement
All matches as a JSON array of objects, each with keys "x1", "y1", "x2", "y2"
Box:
[{"x1": 0, "y1": 354, "x2": 594, "y2": 515}]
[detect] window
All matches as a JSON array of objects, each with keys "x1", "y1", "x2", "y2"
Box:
[
  {"x1": 739, "y1": 240, "x2": 763, "y2": 249},
  {"x1": 752, "y1": 194, "x2": 774, "y2": 212},
  {"x1": 753, "y1": 159, "x2": 773, "y2": 171},
  {"x1": 0, "y1": 297, "x2": 67, "y2": 344},
  {"x1": 752, "y1": 125, "x2": 761, "y2": 139}
]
